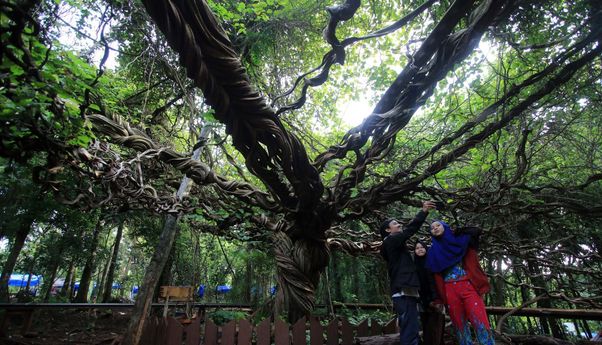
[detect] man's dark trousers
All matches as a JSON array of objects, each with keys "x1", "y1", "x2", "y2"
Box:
[{"x1": 393, "y1": 295, "x2": 419, "y2": 345}]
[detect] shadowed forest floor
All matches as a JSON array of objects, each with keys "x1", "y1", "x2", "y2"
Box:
[{"x1": 2, "y1": 310, "x2": 129, "y2": 344}]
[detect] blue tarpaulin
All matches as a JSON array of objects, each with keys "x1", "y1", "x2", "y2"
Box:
[
  {"x1": 129, "y1": 285, "x2": 139, "y2": 300},
  {"x1": 8, "y1": 274, "x2": 41, "y2": 287},
  {"x1": 198, "y1": 285, "x2": 205, "y2": 298},
  {"x1": 270, "y1": 286, "x2": 277, "y2": 296},
  {"x1": 216, "y1": 285, "x2": 231, "y2": 294}
]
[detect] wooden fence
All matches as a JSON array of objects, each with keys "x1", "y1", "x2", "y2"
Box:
[{"x1": 140, "y1": 316, "x2": 397, "y2": 345}]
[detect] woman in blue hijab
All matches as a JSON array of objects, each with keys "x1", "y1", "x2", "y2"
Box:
[{"x1": 427, "y1": 221, "x2": 494, "y2": 345}]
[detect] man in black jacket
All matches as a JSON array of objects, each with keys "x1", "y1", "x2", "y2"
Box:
[{"x1": 380, "y1": 201, "x2": 435, "y2": 345}]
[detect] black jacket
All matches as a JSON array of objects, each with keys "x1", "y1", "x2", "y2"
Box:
[
  {"x1": 414, "y1": 255, "x2": 438, "y2": 308},
  {"x1": 380, "y1": 210, "x2": 427, "y2": 294}
]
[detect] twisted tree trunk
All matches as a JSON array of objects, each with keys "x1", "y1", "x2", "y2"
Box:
[{"x1": 274, "y1": 232, "x2": 330, "y2": 321}]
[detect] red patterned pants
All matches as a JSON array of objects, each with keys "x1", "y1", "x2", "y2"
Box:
[{"x1": 444, "y1": 279, "x2": 495, "y2": 345}]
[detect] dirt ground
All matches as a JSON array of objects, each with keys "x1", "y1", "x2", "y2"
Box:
[{"x1": 1, "y1": 309, "x2": 131, "y2": 344}]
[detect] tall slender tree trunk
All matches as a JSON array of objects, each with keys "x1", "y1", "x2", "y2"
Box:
[
  {"x1": 119, "y1": 256, "x2": 132, "y2": 298},
  {"x1": 154, "y1": 238, "x2": 177, "y2": 301},
  {"x1": 351, "y1": 257, "x2": 359, "y2": 301},
  {"x1": 331, "y1": 252, "x2": 342, "y2": 302},
  {"x1": 25, "y1": 269, "x2": 32, "y2": 292},
  {"x1": 494, "y1": 256, "x2": 505, "y2": 306},
  {"x1": 69, "y1": 268, "x2": 77, "y2": 300},
  {"x1": 0, "y1": 214, "x2": 34, "y2": 302},
  {"x1": 93, "y1": 253, "x2": 111, "y2": 302},
  {"x1": 516, "y1": 264, "x2": 535, "y2": 333},
  {"x1": 124, "y1": 213, "x2": 181, "y2": 344},
  {"x1": 102, "y1": 219, "x2": 125, "y2": 302},
  {"x1": 192, "y1": 233, "x2": 200, "y2": 288},
  {"x1": 74, "y1": 219, "x2": 103, "y2": 303},
  {"x1": 60, "y1": 259, "x2": 75, "y2": 298},
  {"x1": 527, "y1": 259, "x2": 564, "y2": 338},
  {"x1": 581, "y1": 319, "x2": 592, "y2": 338},
  {"x1": 244, "y1": 251, "x2": 252, "y2": 303},
  {"x1": 573, "y1": 320, "x2": 582, "y2": 338},
  {"x1": 123, "y1": 129, "x2": 206, "y2": 345},
  {"x1": 43, "y1": 263, "x2": 60, "y2": 302}
]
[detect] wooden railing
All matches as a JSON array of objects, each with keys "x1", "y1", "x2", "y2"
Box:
[
  {"x1": 1, "y1": 303, "x2": 600, "y2": 320},
  {"x1": 2, "y1": 303, "x2": 601, "y2": 342},
  {"x1": 140, "y1": 316, "x2": 397, "y2": 345}
]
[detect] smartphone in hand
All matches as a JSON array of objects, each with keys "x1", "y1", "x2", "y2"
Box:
[{"x1": 434, "y1": 201, "x2": 446, "y2": 210}]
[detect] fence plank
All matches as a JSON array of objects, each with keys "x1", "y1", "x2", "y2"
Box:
[
  {"x1": 256, "y1": 318, "x2": 271, "y2": 345},
  {"x1": 370, "y1": 319, "x2": 382, "y2": 336},
  {"x1": 275, "y1": 318, "x2": 290, "y2": 345},
  {"x1": 221, "y1": 320, "x2": 236, "y2": 345},
  {"x1": 238, "y1": 319, "x2": 252, "y2": 345},
  {"x1": 292, "y1": 317, "x2": 307, "y2": 345},
  {"x1": 310, "y1": 317, "x2": 323, "y2": 345},
  {"x1": 167, "y1": 317, "x2": 184, "y2": 345},
  {"x1": 382, "y1": 318, "x2": 396, "y2": 335},
  {"x1": 185, "y1": 317, "x2": 201, "y2": 345},
  {"x1": 356, "y1": 319, "x2": 369, "y2": 337},
  {"x1": 141, "y1": 317, "x2": 157, "y2": 345},
  {"x1": 341, "y1": 318, "x2": 353, "y2": 345},
  {"x1": 158, "y1": 318, "x2": 171, "y2": 345},
  {"x1": 326, "y1": 318, "x2": 338, "y2": 345},
  {"x1": 204, "y1": 319, "x2": 218, "y2": 345}
]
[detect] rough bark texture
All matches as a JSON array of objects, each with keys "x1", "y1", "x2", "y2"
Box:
[
  {"x1": 102, "y1": 219, "x2": 125, "y2": 302},
  {"x1": 122, "y1": 137, "x2": 205, "y2": 345},
  {"x1": 60, "y1": 260, "x2": 75, "y2": 298},
  {"x1": 74, "y1": 219, "x2": 103, "y2": 303},
  {"x1": 42, "y1": 259, "x2": 60, "y2": 302},
  {"x1": 0, "y1": 213, "x2": 34, "y2": 302},
  {"x1": 122, "y1": 213, "x2": 181, "y2": 345}
]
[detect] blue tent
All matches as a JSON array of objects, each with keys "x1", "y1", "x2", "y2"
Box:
[
  {"x1": 216, "y1": 285, "x2": 231, "y2": 294},
  {"x1": 8, "y1": 274, "x2": 41, "y2": 288}
]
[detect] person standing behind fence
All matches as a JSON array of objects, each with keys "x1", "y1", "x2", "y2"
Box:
[
  {"x1": 380, "y1": 201, "x2": 436, "y2": 345},
  {"x1": 413, "y1": 240, "x2": 445, "y2": 345},
  {"x1": 426, "y1": 221, "x2": 495, "y2": 345}
]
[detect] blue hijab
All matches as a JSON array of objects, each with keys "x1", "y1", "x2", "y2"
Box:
[{"x1": 426, "y1": 220, "x2": 471, "y2": 273}]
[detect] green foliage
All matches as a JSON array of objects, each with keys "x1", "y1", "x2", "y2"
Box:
[
  {"x1": 207, "y1": 309, "x2": 248, "y2": 325},
  {"x1": 337, "y1": 308, "x2": 392, "y2": 325},
  {"x1": 1, "y1": 1, "x2": 602, "y2": 337}
]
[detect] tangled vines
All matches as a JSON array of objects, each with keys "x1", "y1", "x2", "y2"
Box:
[
  {"x1": 139, "y1": 0, "x2": 325, "y2": 223},
  {"x1": 2, "y1": 0, "x2": 602, "y2": 324},
  {"x1": 87, "y1": 113, "x2": 279, "y2": 211}
]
